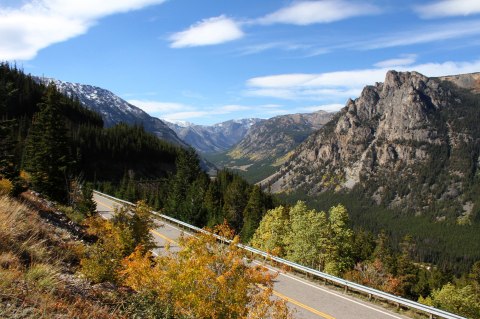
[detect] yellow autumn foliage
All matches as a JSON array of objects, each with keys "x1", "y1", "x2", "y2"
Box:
[{"x1": 122, "y1": 222, "x2": 292, "y2": 319}]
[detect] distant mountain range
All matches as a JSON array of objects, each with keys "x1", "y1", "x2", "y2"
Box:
[
  {"x1": 166, "y1": 118, "x2": 263, "y2": 153},
  {"x1": 206, "y1": 111, "x2": 334, "y2": 183},
  {"x1": 35, "y1": 77, "x2": 187, "y2": 148}
]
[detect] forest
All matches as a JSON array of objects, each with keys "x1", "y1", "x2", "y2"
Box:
[{"x1": 0, "y1": 63, "x2": 479, "y2": 318}]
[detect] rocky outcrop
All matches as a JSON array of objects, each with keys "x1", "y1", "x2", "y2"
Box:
[{"x1": 265, "y1": 71, "x2": 480, "y2": 220}]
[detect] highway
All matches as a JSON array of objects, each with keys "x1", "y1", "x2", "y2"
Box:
[{"x1": 94, "y1": 192, "x2": 410, "y2": 319}]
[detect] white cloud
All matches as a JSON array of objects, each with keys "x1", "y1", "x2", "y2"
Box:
[
  {"x1": 0, "y1": 0, "x2": 166, "y2": 60},
  {"x1": 247, "y1": 73, "x2": 318, "y2": 88},
  {"x1": 129, "y1": 98, "x2": 286, "y2": 123},
  {"x1": 163, "y1": 111, "x2": 210, "y2": 122},
  {"x1": 128, "y1": 100, "x2": 190, "y2": 114},
  {"x1": 257, "y1": 0, "x2": 380, "y2": 25},
  {"x1": 245, "y1": 88, "x2": 297, "y2": 100},
  {"x1": 169, "y1": 15, "x2": 244, "y2": 48},
  {"x1": 360, "y1": 20, "x2": 480, "y2": 50},
  {"x1": 246, "y1": 58, "x2": 480, "y2": 101},
  {"x1": 374, "y1": 54, "x2": 417, "y2": 68},
  {"x1": 216, "y1": 104, "x2": 251, "y2": 113},
  {"x1": 299, "y1": 104, "x2": 345, "y2": 112},
  {"x1": 415, "y1": 0, "x2": 480, "y2": 18}
]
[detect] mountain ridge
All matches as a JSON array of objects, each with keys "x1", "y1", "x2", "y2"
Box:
[
  {"x1": 265, "y1": 70, "x2": 480, "y2": 223},
  {"x1": 35, "y1": 77, "x2": 187, "y2": 148},
  {"x1": 166, "y1": 118, "x2": 263, "y2": 153},
  {"x1": 206, "y1": 110, "x2": 334, "y2": 183}
]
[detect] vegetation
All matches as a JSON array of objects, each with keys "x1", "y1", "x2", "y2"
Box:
[
  {"x1": 0, "y1": 190, "x2": 292, "y2": 319},
  {"x1": 280, "y1": 190, "x2": 480, "y2": 275},
  {"x1": 122, "y1": 223, "x2": 292, "y2": 319},
  {"x1": 0, "y1": 195, "x2": 125, "y2": 318},
  {"x1": 251, "y1": 201, "x2": 480, "y2": 317},
  {"x1": 419, "y1": 262, "x2": 480, "y2": 319},
  {"x1": 251, "y1": 202, "x2": 353, "y2": 276}
]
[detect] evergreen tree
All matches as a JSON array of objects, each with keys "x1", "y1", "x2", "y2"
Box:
[
  {"x1": 182, "y1": 174, "x2": 209, "y2": 226},
  {"x1": 241, "y1": 185, "x2": 266, "y2": 242},
  {"x1": 0, "y1": 79, "x2": 19, "y2": 183},
  {"x1": 164, "y1": 148, "x2": 202, "y2": 219},
  {"x1": 78, "y1": 183, "x2": 97, "y2": 216},
  {"x1": 24, "y1": 85, "x2": 71, "y2": 202},
  {"x1": 203, "y1": 180, "x2": 222, "y2": 227},
  {"x1": 222, "y1": 177, "x2": 248, "y2": 231}
]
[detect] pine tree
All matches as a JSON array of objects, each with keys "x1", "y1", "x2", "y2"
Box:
[
  {"x1": 0, "y1": 79, "x2": 19, "y2": 183},
  {"x1": 222, "y1": 177, "x2": 248, "y2": 231},
  {"x1": 204, "y1": 180, "x2": 222, "y2": 227},
  {"x1": 24, "y1": 85, "x2": 71, "y2": 202},
  {"x1": 241, "y1": 185, "x2": 265, "y2": 242}
]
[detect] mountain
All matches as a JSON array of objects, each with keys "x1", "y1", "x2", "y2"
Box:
[
  {"x1": 207, "y1": 111, "x2": 333, "y2": 183},
  {"x1": 166, "y1": 118, "x2": 263, "y2": 153},
  {"x1": 35, "y1": 77, "x2": 187, "y2": 147},
  {"x1": 265, "y1": 70, "x2": 480, "y2": 224}
]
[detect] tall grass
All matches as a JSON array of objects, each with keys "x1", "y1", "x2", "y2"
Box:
[{"x1": 0, "y1": 195, "x2": 123, "y2": 318}]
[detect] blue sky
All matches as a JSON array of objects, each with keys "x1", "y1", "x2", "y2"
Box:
[{"x1": 1, "y1": 0, "x2": 480, "y2": 125}]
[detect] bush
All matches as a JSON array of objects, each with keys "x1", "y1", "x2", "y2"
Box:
[{"x1": 0, "y1": 178, "x2": 13, "y2": 195}]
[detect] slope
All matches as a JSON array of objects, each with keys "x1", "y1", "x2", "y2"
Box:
[
  {"x1": 35, "y1": 77, "x2": 187, "y2": 147},
  {"x1": 265, "y1": 70, "x2": 480, "y2": 271},
  {"x1": 208, "y1": 111, "x2": 333, "y2": 183}
]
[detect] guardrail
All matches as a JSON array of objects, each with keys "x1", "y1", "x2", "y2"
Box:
[{"x1": 93, "y1": 190, "x2": 465, "y2": 319}]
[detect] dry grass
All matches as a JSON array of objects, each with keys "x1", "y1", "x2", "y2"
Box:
[{"x1": 0, "y1": 195, "x2": 128, "y2": 319}]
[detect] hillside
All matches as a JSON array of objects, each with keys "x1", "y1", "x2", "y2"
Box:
[
  {"x1": 0, "y1": 193, "x2": 126, "y2": 318},
  {"x1": 262, "y1": 70, "x2": 480, "y2": 270},
  {"x1": 166, "y1": 118, "x2": 262, "y2": 153},
  {"x1": 267, "y1": 71, "x2": 480, "y2": 222},
  {"x1": 36, "y1": 77, "x2": 187, "y2": 148},
  {"x1": 208, "y1": 111, "x2": 333, "y2": 183}
]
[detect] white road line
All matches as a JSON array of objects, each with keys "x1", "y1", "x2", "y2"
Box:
[{"x1": 252, "y1": 260, "x2": 405, "y2": 319}]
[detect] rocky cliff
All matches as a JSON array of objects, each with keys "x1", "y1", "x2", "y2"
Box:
[{"x1": 265, "y1": 71, "x2": 480, "y2": 222}]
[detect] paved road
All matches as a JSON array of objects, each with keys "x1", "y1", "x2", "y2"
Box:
[{"x1": 94, "y1": 193, "x2": 410, "y2": 319}]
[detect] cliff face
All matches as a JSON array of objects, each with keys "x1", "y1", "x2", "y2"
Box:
[{"x1": 266, "y1": 71, "x2": 480, "y2": 221}]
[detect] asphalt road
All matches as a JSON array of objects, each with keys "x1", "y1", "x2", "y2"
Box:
[{"x1": 94, "y1": 192, "x2": 410, "y2": 319}]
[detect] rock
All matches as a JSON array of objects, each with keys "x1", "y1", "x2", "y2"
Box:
[{"x1": 267, "y1": 70, "x2": 480, "y2": 218}]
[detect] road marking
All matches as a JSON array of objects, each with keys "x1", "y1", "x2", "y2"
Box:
[
  {"x1": 96, "y1": 200, "x2": 117, "y2": 211},
  {"x1": 149, "y1": 225, "x2": 336, "y2": 319},
  {"x1": 272, "y1": 290, "x2": 335, "y2": 319},
  {"x1": 96, "y1": 199, "x2": 179, "y2": 246},
  {"x1": 151, "y1": 228, "x2": 177, "y2": 245}
]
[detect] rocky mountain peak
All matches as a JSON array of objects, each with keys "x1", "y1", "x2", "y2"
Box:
[{"x1": 265, "y1": 70, "x2": 480, "y2": 222}]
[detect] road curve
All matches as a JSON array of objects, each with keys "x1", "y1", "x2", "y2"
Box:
[{"x1": 94, "y1": 192, "x2": 410, "y2": 319}]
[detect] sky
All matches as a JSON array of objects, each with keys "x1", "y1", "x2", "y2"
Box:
[{"x1": 1, "y1": 0, "x2": 480, "y2": 125}]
